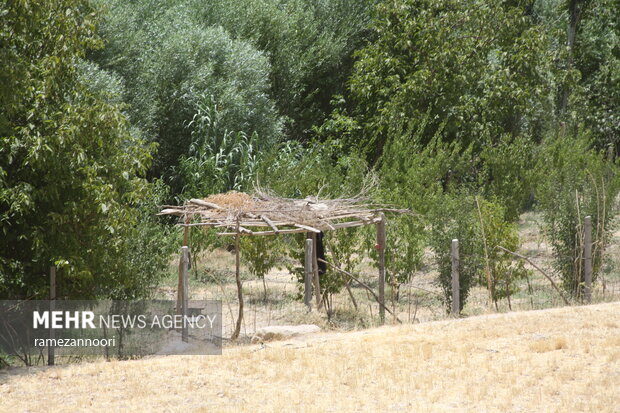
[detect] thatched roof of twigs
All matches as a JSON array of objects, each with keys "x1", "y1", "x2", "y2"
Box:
[{"x1": 158, "y1": 190, "x2": 409, "y2": 236}]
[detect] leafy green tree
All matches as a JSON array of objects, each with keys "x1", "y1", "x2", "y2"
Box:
[
  {"x1": 199, "y1": 0, "x2": 377, "y2": 141},
  {"x1": 91, "y1": 0, "x2": 281, "y2": 186},
  {"x1": 0, "y1": 0, "x2": 170, "y2": 299},
  {"x1": 478, "y1": 135, "x2": 537, "y2": 220},
  {"x1": 378, "y1": 116, "x2": 472, "y2": 288},
  {"x1": 428, "y1": 194, "x2": 483, "y2": 313},
  {"x1": 571, "y1": 0, "x2": 620, "y2": 150},
  {"x1": 340, "y1": 0, "x2": 554, "y2": 163}
]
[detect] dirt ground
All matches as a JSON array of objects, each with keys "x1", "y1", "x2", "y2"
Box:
[{"x1": 1, "y1": 302, "x2": 618, "y2": 412}]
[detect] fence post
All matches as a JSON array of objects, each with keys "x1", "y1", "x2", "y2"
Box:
[
  {"x1": 451, "y1": 239, "x2": 460, "y2": 317},
  {"x1": 304, "y1": 238, "x2": 313, "y2": 311},
  {"x1": 376, "y1": 213, "x2": 386, "y2": 324},
  {"x1": 48, "y1": 266, "x2": 56, "y2": 366},
  {"x1": 310, "y1": 233, "x2": 323, "y2": 310},
  {"x1": 584, "y1": 216, "x2": 592, "y2": 303},
  {"x1": 181, "y1": 246, "x2": 189, "y2": 342}
]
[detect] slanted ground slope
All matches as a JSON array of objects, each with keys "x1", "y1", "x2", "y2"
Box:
[{"x1": 1, "y1": 302, "x2": 619, "y2": 412}]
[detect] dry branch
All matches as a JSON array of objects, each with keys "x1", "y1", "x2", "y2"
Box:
[
  {"x1": 318, "y1": 258, "x2": 402, "y2": 323},
  {"x1": 160, "y1": 190, "x2": 409, "y2": 236},
  {"x1": 496, "y1": 246, "x2": 570, "y2": 305}
]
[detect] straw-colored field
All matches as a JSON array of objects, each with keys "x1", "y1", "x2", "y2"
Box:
[{"x1": 1, "y1": 302, "x2": 619, "y2": 412}]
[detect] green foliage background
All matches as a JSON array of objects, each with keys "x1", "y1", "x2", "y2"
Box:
[{"x1": 2, "y1": 0, "x2": 619, "y2": 306}]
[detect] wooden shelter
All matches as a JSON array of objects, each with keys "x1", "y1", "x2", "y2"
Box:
[{"x1": 159, "y1": 190, "x2": 407, "y2": 339}]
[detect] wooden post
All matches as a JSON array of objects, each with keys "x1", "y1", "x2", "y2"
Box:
[
  {"x1": 584, "y1": 216, "x2": 592, "y2": 303},
  {"x1": 48, "y1": 266, "x2": 56, "y2": 366},
  {"x1": 231, "y1": 227, "x2": 243, "y2": 340},
  {"x1": 181, "y1": 246, "x2": 189, "y2": 342},
  {"x1": 311, "y1": 232, "x2": 322, "y2": 309},
  {"x1": 451, "y1": 239, "x2": 460, "y2": 317},
  {"x1": 377, "y1": 213, "x2": 386, "y2": 324},
  {"x1": 304, "y1": 238, "x2": 313, "y2": 311},
  {"x1": 177, "y1": 218, "x2": 190, "y2": 315}
]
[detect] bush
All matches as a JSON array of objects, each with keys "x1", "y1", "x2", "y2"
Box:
[
  {"x1": 428, "y1": 194, "x2": 482, "y2": 312},
  {"x1": 429, "y1": 195, "x2": 528, "y2": 312},
  {"x1": 474, "y1": 198, "x2": 531, "y2": 307},
  {"x1": 378, "y1": 117, "x2": 472, "y2": 295},
  {"x1": 535, "y1": 132, "x2": 620, "y2": 297},
  {"x1": 241, "y1": 236, "x2": 285, "y2": 301},
  {"x1": 479, "y1": 135, "x2": 537, "y2": 221}
]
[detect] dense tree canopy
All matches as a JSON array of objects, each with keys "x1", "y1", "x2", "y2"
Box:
[
  {"x1": 91, "y1": 0, "x2": 282, "y2": 187},
  {"x1": 0, "y1": 0, "x2": 170, "y2": 299},
  {"x1": 330, "y1": 0, "x2": 555, "y2": 162},
  {"x1": 1, "y1": 0, "x2": 619, "y2": 303}
]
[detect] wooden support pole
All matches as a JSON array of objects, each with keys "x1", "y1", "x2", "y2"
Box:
[
  {"x1": 304, "y1": 238, "x2": 313, "y2": 311},
  {"x1": 177, "y1": 219, "x2": 190, "y2": 316},
  {"x1": 231, "y1": 228, "x2": 244, "y2": 340},
  {"x1": 584, "y1": 216, "x2": 593, "y2": 303},
  {"x1": 48, "y1": 266, "x2": 56, "y2": 366},
  {"x1": 377, "y1": 213, "x2": 386, "y2": 324},
  {"x1": 181, "y1": 246, "x2": 189, "y2": 343},
  {"x1": 451, "y1": 239, "x2": 460, "y2": 317},
  {"x1": 311, "y1": 232, "x2": 322, "y2": 310}
]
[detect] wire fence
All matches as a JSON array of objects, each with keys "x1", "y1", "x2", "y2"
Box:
[{"x1": 190, "y1": 235, "x2": 620, "y2": 341}]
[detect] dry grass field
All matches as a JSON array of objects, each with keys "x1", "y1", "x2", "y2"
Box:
[{"x1": 1, "y1": 302, "x2": 619, "y2": 412}]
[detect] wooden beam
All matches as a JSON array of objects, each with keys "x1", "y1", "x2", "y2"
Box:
[
  {"x1": 215, "y1": 219, "x2": 382, "y2": 236},
  {"x1": 189, "y1": 198, "x2": 223, "y2": 209},
  {"x1": 181, "y1": 246, "x2": 189, "y2": 343},
  {"x1": 311, "y1": 232, "x2": 322, "y2": 309},
  {"x1": 584, "y1": 216, "x2": 592, "y2": 303},
  {"x1": 216, "y1": 228, "x2": 310, "y2": 236},
  {"x1": 158, "y1": 208, "x2": 184, "y2": 216},
  {"x1": 260, "y1": 215, "x2": 280, "y2": 233},
  {"x1": 48, "y1": 266, "x2": 56, "y2": 366},
  {"x1": 295, "y1": 223, "x2": 321, "y2": 233},
  {"x1": 177, "y1": 219, "x2": 190, "y2": 316},
  {"x1": 320, "y1": 220, "x2": 336, "y2": 231}
]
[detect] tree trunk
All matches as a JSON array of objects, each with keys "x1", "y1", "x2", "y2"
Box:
[{"x1": 559, "y1": 0, "x2": 589, "y2": 116}]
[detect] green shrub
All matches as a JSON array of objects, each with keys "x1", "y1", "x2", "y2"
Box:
[
  {"x1": 428, "y1": 194, "x2": 482, "y2": 313},
  {"x1": 241, "y1": 236, "x2": 285, "y2": 301},
  {"x1": 429, "y1": 195, "x2": 528, "y2": 312},
  {"x1": 378, "y1": 117, "x2": 472, "y2": 294},
  {"x1": 474, "y1": 198, "x2": 531, "y2": 306},
  {"x1": 479, "y1": 135, "x2": 537, "y2": 221},
  {"x1": 535, "y1": 132, "x2": 620, "y2": 297}
]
